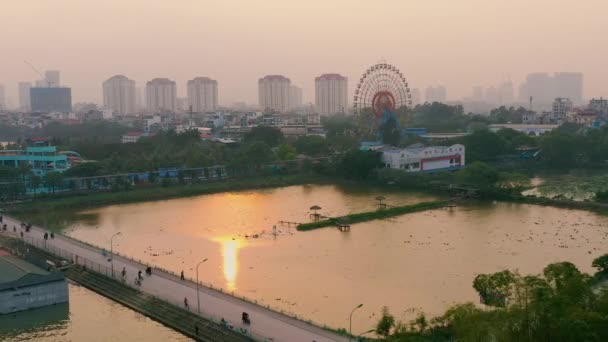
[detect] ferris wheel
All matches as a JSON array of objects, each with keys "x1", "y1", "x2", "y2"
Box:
[{"x1": 353, "y1": 62, "x2": 412, "y2": 119}]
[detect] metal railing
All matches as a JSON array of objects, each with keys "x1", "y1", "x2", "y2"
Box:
[{"x1": 12, "y1": 230, "x2": 345, "y2": 341}]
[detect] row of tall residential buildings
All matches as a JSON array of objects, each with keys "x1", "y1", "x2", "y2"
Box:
[
  {"x1": 2, "y1": 70, "x2": 585, "y2": 115},
  {"x1": 102, "y1": 73, "x2": 349, "y2": 115}
]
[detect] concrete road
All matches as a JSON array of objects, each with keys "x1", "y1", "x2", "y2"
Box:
[{"x1": 4, "y1": 216, "x2": 349, "y2": 342}]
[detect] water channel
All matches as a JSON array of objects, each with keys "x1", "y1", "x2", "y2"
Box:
[
  {"x1": 0, "y1": 283, "x2": 190, "y2": 341},
  {"x1": 58, "y1": 184, "x2": 608, "y2": 334}
]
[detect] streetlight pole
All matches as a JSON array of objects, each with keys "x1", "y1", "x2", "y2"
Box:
[
  {"x1": 196, "y1": 258, "x2": 208, "y2": 314},
  {"x1": 110, "y1": 232, "x2": 121, "y2": 277},
  {"x1": 349, "y1": 303, "x2": 363, "y2": 341}
]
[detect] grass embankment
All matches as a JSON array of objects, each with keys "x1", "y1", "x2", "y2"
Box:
[
  {"x1": 499, "y1": 193, "x2": 608, "y2": 214},
  {"x1": 297, "y1": 200, "x2": 449, "y2": 231},
  {"x1": 8, "y1": 174, "x2": 336, "y2": 230},
  {"x1": 9, "y1": 174, "x2": 331, "y2": 219}
]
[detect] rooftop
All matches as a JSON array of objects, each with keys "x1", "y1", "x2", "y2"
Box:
[
  {"x1": 259, "y1": 75, "x2": 290, "y2": 82},
  {"x1": 315, "y1": 73, "x2": 347, "y2": 81},
  {"x1": 0, "y1": 252, "x2": 64, "y2": 291}
]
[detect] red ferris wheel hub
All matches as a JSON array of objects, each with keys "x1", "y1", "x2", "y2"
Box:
[{"x1": 372, "y1": 91, "x2": 396, "y2": 118}]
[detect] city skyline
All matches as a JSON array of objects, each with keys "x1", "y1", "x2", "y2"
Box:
[{"x1": 1, "y1": 0, "x2": 607, "y2": 105}]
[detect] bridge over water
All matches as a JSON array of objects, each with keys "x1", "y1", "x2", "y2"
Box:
[{"x1": 2, "y1": 216, "x2": 349, "y2": 342}]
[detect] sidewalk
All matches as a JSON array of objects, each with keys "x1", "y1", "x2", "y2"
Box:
[{"x1": 3, "y1": 216, "x2": 348, "y2": 342}]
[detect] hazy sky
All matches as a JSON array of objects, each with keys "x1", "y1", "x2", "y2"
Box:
[{"x1": 1, "y1": 0, "x2": 606, "y2": 105}]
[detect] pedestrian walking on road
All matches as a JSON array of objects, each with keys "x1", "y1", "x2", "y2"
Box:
[
  {"x1": 122, "y1": 267, "x2": 126, "y2": 278},
  {"x1": 138, "y1": 270, "x2": 143, "y2": 280},
  {"x1": 44, "y1": 232, "x2": 48, "y2": 240},
  {"x1": 184, "y1": 297, "x2": 189, "y2": 310},
  {"x1": 194, "y1": 323, "x2": 199, "y2": 336},
  {"x1": 50, "y1": 232, "x2": 54, "y2": 239},
  {"x1": 180, "y1": 270, "x2": 185, "y2": 280}
]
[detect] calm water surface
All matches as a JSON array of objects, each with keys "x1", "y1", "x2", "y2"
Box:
[
  {"x1": 0, "y1": 283, "x2": 190, "y2": 342},
  {"x1": 62, "y1": 185, "x2": 608, "y2": 333}
]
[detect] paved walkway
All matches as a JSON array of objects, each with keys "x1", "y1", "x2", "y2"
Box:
[{"x1": 3, "y1": 216, "x2": 348, "y2": 342}]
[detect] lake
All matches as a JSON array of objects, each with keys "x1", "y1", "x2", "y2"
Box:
[{"x1": 60, "y1": 184, "x2": 608, "y2": 334}]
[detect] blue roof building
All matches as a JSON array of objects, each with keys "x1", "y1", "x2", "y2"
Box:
[{"x1": 0, "y1": 139, "x2": 77, "y2": 177}]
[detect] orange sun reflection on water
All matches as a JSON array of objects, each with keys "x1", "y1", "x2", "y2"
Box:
[{"x1": 215, "y1": 238, "x2": 245, "y2": 291}]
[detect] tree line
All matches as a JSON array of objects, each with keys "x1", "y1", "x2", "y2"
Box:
[{"x1": 374, "y1": 255, "x2": 608, "y2": 341}]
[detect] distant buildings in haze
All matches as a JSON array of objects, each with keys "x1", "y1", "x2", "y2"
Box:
[
  {"x1": 187, "y1": 77, "x2": 218, "y2": 113},
  {"x1": 519, "y1": 72, "x2": 583, "y2": 107},
  {"x1": 45, "y1": 70, "x2": 61, "y2": 87},
  {"x1": 289, "y1": 85, "x2": 303, "y2": 110},
  {"x1": 410, "y1": 88, "x2": 421, "y2": 106},
  {"x1": 30, "y1": 87, "x2": 72, "y2": 112},
  {"x1": 103, "y1": 75, "x2": 136, "y2": 115},
  {"x1": 0, "y1": 85, "x2": 5, "y2": 111},
  {"x1": 315, "y1": 73, "x2": 347, "y2": 115},
  {"x1": 425, "y1": 85, "x2": 447, "y2": 103},
  {"x1": 258, "y1": 75, "x2": 291, "y2": 113},
  {"x1": 146, "y1": 78, "x2": 177, "y2": 113},
  {"x1": 18, "y1": 82, "x2": 32, "y2": 111}
]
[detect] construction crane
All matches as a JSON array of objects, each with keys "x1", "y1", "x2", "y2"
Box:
[{"x1": 24, "y1": 60, "x2": 49, "y2": 87}]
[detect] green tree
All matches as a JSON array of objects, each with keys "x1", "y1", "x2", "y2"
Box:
[
  {"x1": 456, "y1": 162, "x2": 500, "y2": 188},
  {"x1": 339, "y1": 150, "x2": 380, "y2": 180},
  {"x1": 30, "y1": 175, "x2": 42, "y2": 195},
  {"x1": 539, "y1": 132, "x2": 584, "y2": 166},
  {"x1": 17, "y1": 162, "x2": 31, "y2": 182},
  {"x1": 294, "y1": 135, "x2": 328, "y2": 155},
  {"x1": 460, "y1": 130, "x2": 508, "y2": 162},
  {"x1": 592, "y1": 254, "x2": 608, "y2": 274},
  {"x1": 594, "y1": 191, "x2": 608, "y2": 203},
  {"x1": 0, "y1": 167, "x2": 19, "y2": 181},
  {"x1": 244, "y1": 126, "x2": 284, "y2": 147},
  {"x1": 44, "y1": 172, "x2": 65, "y2": 194},
  {"x1": 275, "y1": 144, "x2": 296, "y2": 161},
  {"x1": 322, "y1": 114, "x2": 356, "y2": 137},
  {"x1": 376, "y1": 306, "x2": 395, "y2": 338},
  {"x1": 234, "y1": 141, "x2": 275, "y2": 167},
  {"x1": 473, "y1": 270, "x2": 516, "y2": 307},
  {"x1": 64, "y1": 162, "x2": 104, "y2": 178}
]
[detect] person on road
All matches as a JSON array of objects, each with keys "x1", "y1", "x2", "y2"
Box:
[
  {"x1": 50, "y1": 232, "x2": 54, "y2": 239},
  {"x1": 180, "y1": 270, "x2": 185, "y2": 280},
  {"x1": 138, "y1": 270, "x2": 142, "y2": 280},
  {"x1": 122, "y1": 267, "x2": 126, "y2": 278},
  {"x1": 184, "y1": 297, "x2": 189, "y2": 310},
  {"x1": 194, "y1": 323, "x2": 199, "y2": 336},
  {"x1": 44, "y1": 232, "x2": 48, "y2": 240}
]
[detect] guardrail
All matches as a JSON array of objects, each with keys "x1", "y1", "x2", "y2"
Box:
[{"x1": 7, "y1": 222, "x2": 348, "y2": 341}]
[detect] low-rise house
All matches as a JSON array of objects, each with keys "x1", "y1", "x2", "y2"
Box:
[
  {"x1": 0, "y1": 250, "x2": 68, "y2": 314},
  {"x1": 381, "y1": 144, "x2": 465, "y2": 172},
  {"x1": 121, "y1": 131, "x2": 148, "y2": 143},
  {"x1": 489, "y1": 124, "x2": 558, "y2": 136}
]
